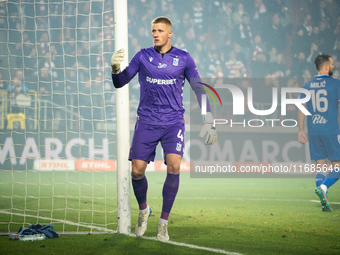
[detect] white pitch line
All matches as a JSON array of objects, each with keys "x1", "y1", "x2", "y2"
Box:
[
  {"x1": 0, "y1": 210, "x2": 115, "y2": 233},
  {"x1": 153, "y1": 197, "x2": 340, "y2": 204},
  {"x1": 133, "y1": 234, "x2": 244, "y2": 255},
  {"x1": 0, "y1": 210, "x2": 244, "y2": 255}
]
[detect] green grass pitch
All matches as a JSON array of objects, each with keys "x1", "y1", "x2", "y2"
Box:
[{"x1": 1, "y1": 171, "x2": 340, "y2": 254}]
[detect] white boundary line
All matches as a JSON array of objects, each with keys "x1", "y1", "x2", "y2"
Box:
[
  {"x1": 138, "y1": 235, "x2": 244, "y2": 255},
  {"x1": 167, "y1": 197, "x2": 340, "y2": 204},
  {"x1": 0, "y1": 210, "x2": 244, "y2": 255},
  {"x1": 0, "y1": 210, "x2": 115, "y2": 233}
]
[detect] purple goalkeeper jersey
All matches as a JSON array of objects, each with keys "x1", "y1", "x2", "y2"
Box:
[{"x1": 112, "y1": 46, "x2": 210, "y2": 124}]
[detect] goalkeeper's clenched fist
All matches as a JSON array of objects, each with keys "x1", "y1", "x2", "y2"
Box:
[
  {"x1": 111, "y1": 49, "x2": 125, "y2": 74},
  {"x1": 199, "y1": 112, "x2": 217, "y2": 145}
]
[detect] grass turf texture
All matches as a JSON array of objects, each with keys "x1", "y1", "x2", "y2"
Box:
[{"x1": 1, "y1": 171, "x2": 340, "y2": 254}]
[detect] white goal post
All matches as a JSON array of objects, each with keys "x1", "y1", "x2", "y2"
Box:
[
  {"x1": 114, "y1": 0, "x2": 131, "y2": 235},
  {"x1": 0, "y1": 0, "x2": 131, "y2": 235}
]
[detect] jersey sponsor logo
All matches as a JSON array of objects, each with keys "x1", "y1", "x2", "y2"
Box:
[
  {"x1": 158, "y1": 63, "x2": 167, "y2": 68},
  {"x1": 312, "y1": 114, "x2": 328, "y2": 124},
  {"x1": 146, "y1": 76, "x2": 177, "y2": 85},
  {"x1": 173, "y1": 57, "x2": 179, "y2": 66},
  {"x1": 149, "y1": 57, "x2": 153, "y2": 62},
  {"x1": 310, "y1": 81, "x2": 326, "y2": 88}
]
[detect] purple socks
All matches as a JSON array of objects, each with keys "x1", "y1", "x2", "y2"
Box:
[
  {"x1": 161, "y1": 172, "x2": 180, "y2": 220},
  {"x1": 132, "y1": 172, "x2": 180, "y2": 220},
  {"x1": 131, "y1": 175, "x2": 148, "y2": 210}
]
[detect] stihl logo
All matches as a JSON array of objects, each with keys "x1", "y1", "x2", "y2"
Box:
[
  {"x1": 41, "y1": 162, "x2": 69, "y2": 168},
  {"x1": 75, "y1": 160, "x2": 116, "y2": 171},
  {"x1": 81, "y1": 162, "x2": 111, "y2": 169}
]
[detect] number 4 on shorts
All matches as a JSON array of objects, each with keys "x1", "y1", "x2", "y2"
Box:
[{"x1": 177, "y1": 130, "x2": 183, "y2": 142}]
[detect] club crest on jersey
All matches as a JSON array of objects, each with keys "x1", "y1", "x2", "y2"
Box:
[
  {"x1": 149, "y1": 57, "x2": 153, "y2": 62},
  {"x1": 173, "y1": 57, "x2": 179, "y2": 66},
  {"x1": 176, "y1": 142, "x2": 182, "y2": 151}
]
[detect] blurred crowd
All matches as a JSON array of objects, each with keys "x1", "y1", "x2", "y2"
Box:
[{"x1": 1, "y1": 0, "x2": 340, "y2": 128}]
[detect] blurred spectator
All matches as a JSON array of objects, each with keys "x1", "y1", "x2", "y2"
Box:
[
  {"x1": 319, "y1": 21, "x2": 333, "y2": 52},
  {"x1": 300, "y1": 14, "x2": 313, "y2": 37},
  {"x1": 206, "y1": 44, "x2": 220, "y2": 78},
  {"x1": 24, "y1": 48, "x2": 38, "y2": 82},
  {"x1": 277, "y1": 3, "x2": 292, "y2": 35},
  {"x1": 268, "y1": 47, "x2": 277, "y2": 63},
  {"x1": 96, "y1": 49, "x2": 108, "y2": 79},
  {"x1": 130, "y1": 38, "x2": 142, "y2": 59},
  {"x1": 63, "y1": 38, "x2": 76, "y2": 68},
  {"x1": 233, "y1": 43, "x2": 246, "y2": 64},
  {"x1": 15, "y1": 70, "x2": 24, "y2": 83},
  {"x1": 128, "y1": 4, "x2": 141, "y2": 38},
  {"x1": 332, "y1": 54, "x2": 340, "y2": 70},
  {"x1": 180, "y1": 13, "x2": 197, "y2": 46},
  {"x1": 306, "y1": 42, "x2": 322, "y2": 66},
  {"x1": 270, "y1": 53, "x2": 290, "y2": 77},
  {"x1": 313, "y1": 0, "x2": 332, "y2": 28},
  {"x1": 212, "y1": 63, "x2": 224, "y2": 79},
  {"x1": 225, "y1": 51, "x2": 246, "y2": 78},
  {"x1": 65, "y1": 69, "x2": 77, "y2": 92},
  {"x1": 76, "y1": 42, "x2": 91, "y2": 69},
  {"x1": 264, "y1": 14, "x2": 286, "y2": 53},
  {"x1": 38, "y1": 33, "x2": 50, "y2": 56},
  {"x1": 40, "y1": 52, "x2": 58, "y2": 80},
  {"x1": 292, "y1": 29, "x2": 307, "y2": 57},
  {"x1": 141, "y1": 9, "x2": 154, "y2": 31},
  {"x1": 251, "y1": 35, "x2": 265, "y2": 61},
  {"x1": 193, "y1": 1, "x2": 204, "y2": 32},
  {"x1": 232, "y1": 14, "x2": 253, "y2": 58},
  {"x1": 38, "y1": 66, "x2": 52, "y2": 95},
  {"x1": 291, "y1": 52, "x2": 308, "y2": 77},
  {"x1": 7, "y1": 77, "x2": 29, "y2": 114},
  {"x1": 0, "y1": 71, "x2": 7, "y2": 89},
  {"x1": 233, "y1": 3, "x2": 248, "y2": 24},
  {"x1": 216, "y1": 1, "x2": 234, "y2": 42},
  {"x1": 311, "y1": 26, "x2": 322, "y2": 50},
  {"x1": 168, "y1": 3, "x2": 180, "y2": 31},
  {"x1": 0, "y1": 2, "x2": 6, "y2": 29},
  {"x1": 333, "y1": 70, "x2": 340, "y2": 79},
  {"x1": 137, "y1": 26, "x2": 150, "y2": 48},
  {"x1": 333, "y1": 40, "x2": 340, "y2": 60},
  {"x1": 251, "y1": 52, "x2": 269, "y2": 78},
  {"x1": 251, "y1": 0, "x2": 270, "y2": 36},
  {"x1": 303, "y1": 68, "x2": 312, "y2": 82},
  {"x1": 174, "y1": 37, "x2": 187, "y2": 52},
  {"x1": 23, "y1": 40, "x2": 33, "y2": 57},
  {"x1": 79, "y1": 13, "x2": 100, "y2": 41},
  {"x1": 72, "y1": 61, "x2": 89, "y2": 83}
]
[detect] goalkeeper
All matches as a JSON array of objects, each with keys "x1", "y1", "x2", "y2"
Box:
[{"x1": 111, "y1": 16, "x2": 217, "y2": 242}]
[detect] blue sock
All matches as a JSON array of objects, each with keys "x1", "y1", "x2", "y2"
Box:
[
  {"x1": 315, "y1": 172, "x2": 326, "y2": 187},
  {"x1": 322, "y1": 168, "x2": 340, "y2": 189}
]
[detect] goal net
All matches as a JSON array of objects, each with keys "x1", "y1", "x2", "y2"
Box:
[{"x1": 0, "y1": 0, "x2": 121, "y2": 234}]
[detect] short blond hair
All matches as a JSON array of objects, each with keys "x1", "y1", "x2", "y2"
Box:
[{"x1": 151, "y1": 16, "x2": 172, "y2": 28}]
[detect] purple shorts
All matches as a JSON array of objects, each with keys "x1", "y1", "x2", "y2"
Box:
[{"x1": 129, "y1": 120, "x2": 185, "y2": 162}]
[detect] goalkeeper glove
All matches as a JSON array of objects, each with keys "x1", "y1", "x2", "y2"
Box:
[
  {"x1": 199, "y1": 112, "x2": 217, "y2": 145},
  {"x1": 111, "y1": 49, "x2": 125, "y2": 74}
]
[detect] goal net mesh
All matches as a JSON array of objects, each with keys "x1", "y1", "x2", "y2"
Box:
[{"x1": 0, "y1": 0, "x2": 118, "y2": 234}]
